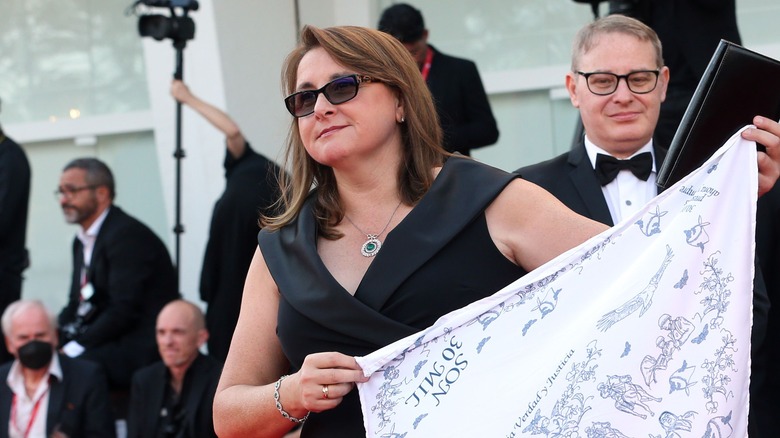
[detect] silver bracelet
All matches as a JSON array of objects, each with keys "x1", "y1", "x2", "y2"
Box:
[{"x1": 274, "y1": 375, "x2": 310, "y2": 424}]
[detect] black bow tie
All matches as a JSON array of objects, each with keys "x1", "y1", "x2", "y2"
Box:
[{"x1": 594, "y1": 152, "x2": 653, "y2": 186}]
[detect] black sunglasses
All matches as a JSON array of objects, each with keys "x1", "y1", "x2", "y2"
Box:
[{"x1": 284, "y1": 74, "x2": 376, "y2": 118}]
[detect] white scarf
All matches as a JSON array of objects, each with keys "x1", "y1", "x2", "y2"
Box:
[{"x1": 357, "y1": 127, "x2": 757, "y2": 437}]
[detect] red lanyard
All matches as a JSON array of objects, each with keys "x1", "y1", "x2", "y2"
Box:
[
  {"x1": 421, "y1": 47, "x2": 434, "y2": 81},
  {"x1": 11, "y1": 390, "x2": 47, "y2": 438}
]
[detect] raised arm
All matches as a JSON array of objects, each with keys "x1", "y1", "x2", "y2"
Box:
[
  {"x1": 170, "y1": 79, "x2": 246, "y2": 159},
  {"x1": 486, "y1": 178, "x2": 609, "y2": 272}
]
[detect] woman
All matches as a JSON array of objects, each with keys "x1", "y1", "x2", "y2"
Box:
[{"x1": 213, "y1": 25, "x2": 780, "y2": 437}]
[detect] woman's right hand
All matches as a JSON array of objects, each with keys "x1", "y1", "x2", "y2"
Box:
[{"x1": 287, "y1": 352, "x2": 370, "y2": 413}]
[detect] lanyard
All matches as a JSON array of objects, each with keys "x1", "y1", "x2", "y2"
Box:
[
  {"x1": 11, "y1": 390, "x2": 47, "y2": 438},
  {"x1": 421, "y1": 47, "x2": 434, "y2": 81}
]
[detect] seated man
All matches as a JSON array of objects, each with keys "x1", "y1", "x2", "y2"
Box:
[
  {"x1": 126, "y1": 299, "x2": 221, "y2": 438},
  {"x1": 0, "y1": 299, "x2": 115, "y2": 437},
  {"x1": 56, "y1": 157, "x2": 179, "y2": 396}
]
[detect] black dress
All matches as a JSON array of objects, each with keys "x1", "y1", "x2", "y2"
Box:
[{"x1": 259, "y1": 155, "x2": 528, "y2": 437}]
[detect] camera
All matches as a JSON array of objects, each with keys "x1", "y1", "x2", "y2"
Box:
[
  {"x1": 136, "y1": 0, "x2": 199, "y2": 10},
  {"x1": 571, "y1": 0, "x2": 644, "y2": 21},
  {"x1": 131, "y1": 0, "x2": 198, "y2": 44},
  {"x1": 138, "y1": 14, "x2": 195, "y2": 42},
  {"x1": 608, "y1": 0, "x2": 642, "y2": 19}
]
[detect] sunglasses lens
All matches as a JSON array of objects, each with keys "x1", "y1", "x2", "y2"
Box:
[
  {"x1": 324, "y1": 76, "x2": 359, "y2": 105},
  {"x1": 284, "y1": 75, "x2": 361, "y2": 118},
  {"x1": 286, "y1": 92, "x2": 317, "y2": 117}
]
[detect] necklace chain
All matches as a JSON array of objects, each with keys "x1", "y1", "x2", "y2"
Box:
[{"x1": 344, "y1": 200, "x2": 403, "y2": 257}]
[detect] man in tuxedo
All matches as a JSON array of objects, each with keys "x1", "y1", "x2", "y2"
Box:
[
  {"x1": 56, "y1": 157, "x2": 178, "y2": 397},
  {"x1": 0, "y1": 299, "x2": 115, "y2": 437},
  {"x1": 127, "y1": 299, "x2": 221, "y2": 438},
  {"x1": 378, "y1": 3, "x2": 499, "y2": 156},
  {"x1": 517, "y1": 14, "x2": 775, "y2": 435}
]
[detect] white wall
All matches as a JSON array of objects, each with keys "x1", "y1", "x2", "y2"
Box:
[{"x1": 4, "y1": 0, "x2": 780, "y2": 310}]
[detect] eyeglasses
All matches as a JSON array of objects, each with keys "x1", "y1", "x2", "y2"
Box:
[
  {"x1": 54, "y1": 185, "x2": 95, "y2": 200},
  {"x1": 576, "y1": 70, "x2": 660, "y2": 96},
  {"x1": 284, "y1": 74, "x2": 377, "y2": 118}
]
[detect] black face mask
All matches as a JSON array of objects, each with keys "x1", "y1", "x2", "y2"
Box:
[{"x1": 17, "y1": 340, "x2": 53, "y2": 370}]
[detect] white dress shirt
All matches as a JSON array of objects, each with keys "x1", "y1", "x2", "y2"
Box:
[
  {"x1": 63, "y1": 207, "x2": 110, "y2": 358},
  {"x1": 6, "y1": 354, "x2": 63, "y2": 438},
  {"x1": 584, "y1": 136, "x2": 658, "y2": 224}
]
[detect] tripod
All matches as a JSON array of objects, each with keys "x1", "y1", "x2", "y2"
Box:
[{"x1": 172, "y1": 39, "x2": 186, "y2": 292}]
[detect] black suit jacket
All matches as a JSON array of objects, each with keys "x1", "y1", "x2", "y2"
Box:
[
  {"x1": 426, "y1": 45, "x2": 498, "y2": 156},
  {"x1": 0, "y1": 132, "x2": 30, "y2": 364},
  {"x1": 0, "y1": 354, "x2": 116, "y2": 437},
  {"x1": 126, "y1": 354, "x2": 222, "y2": 438},
  {"x1": 517, "y1": 137, "x2": 667, "y2": 227},
  {"x1": 58, "y1": 206, "x2": 179, "y2": 389},
  {"x1": 0, "y1": 132, "x2": 30, "y2": 277}
]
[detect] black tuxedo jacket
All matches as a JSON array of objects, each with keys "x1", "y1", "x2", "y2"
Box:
[
  {"x1": 58, "y1": 206, "x2": 179, "y2": 389},
  {"x1": 126, "y1": 354, "x2": 222, "y2": 438},
  {"x1": 0, "y1": 354, "x2": 116, "y2": 437},
  {"x1": 517, "y1": 136, "x2": 667, "y2": 227},
  {"x1": 426, "y1": 45, "x2": 498, "y2": 156}
]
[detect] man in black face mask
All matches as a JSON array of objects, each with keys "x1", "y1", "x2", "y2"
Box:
[{"x1": 0, "y1": 299, "x2": 116, "y2": 437}]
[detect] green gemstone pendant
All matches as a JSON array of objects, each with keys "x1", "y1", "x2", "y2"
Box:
[{"x1": 361, "y1": 235, "x2": 382, "y2": 257}]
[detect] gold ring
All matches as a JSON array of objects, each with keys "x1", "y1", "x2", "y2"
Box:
[{"x1": 322, "y1": 385, "x2": 330, "y2": 399}]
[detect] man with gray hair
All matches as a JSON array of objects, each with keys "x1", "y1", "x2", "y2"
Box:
[
  {"x1": 0, "y1": 299, "x2": 115, "y2": 437},
  {"x1": 55, "y1": 157, "x2": 178, "y2": 400}
]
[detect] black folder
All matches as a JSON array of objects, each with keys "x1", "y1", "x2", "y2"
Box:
[{"x1": 656, "y1": 40, "x2": 780, "y2": 189}]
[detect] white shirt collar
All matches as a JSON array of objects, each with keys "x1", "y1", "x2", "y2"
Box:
[
  {"x1": 6, "y1": 352, "x2": 64, "y2": 399},
  {"x1": 583, "y1": 135, "x2": 656, "y2": 172},
  {"x1": 77, "y1": 206, "x2": 110, "y2": 247}
]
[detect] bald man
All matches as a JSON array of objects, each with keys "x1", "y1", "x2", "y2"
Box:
[{"x1": 126, "y1": 300, "x2": 222, "y2": 438}]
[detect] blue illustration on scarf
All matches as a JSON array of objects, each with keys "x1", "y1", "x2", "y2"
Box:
[
  {"x1": 585, "y1": 421, "x2": 631, "y2": 437},
  {"x1": 640, "y1": 314, "x2": 695, "y2": 386},
  {"x1": 691, "y1": 324, "x2": 709, "y2": 344},
  {"x1": 523, "y1": 341, "x2": 602, "y2": 436},
  {"x1": 598, "y1": 246, "x2": 674, "y2": 331},
  {"x1": 636, "y1": 206, "x2": 668, "y2": 236},
  {"x1": 674, "y1": 270, "x2": 689, "y2": 289},
  {"x1": 694, "y1": 251, "x2": 732, "y2": 330},
  {"x1": 684, "y1": 216, "x2": 711, "y2": 252},
  {"x1": 702, "y1": 330, "x2": 738, "y2": 414},
  {"x1": 650, "y1": 410, "x2": 697, "y2": 438},
  {"x1": 668, "y1": 360, "x2": 697, "y2": 395},
  {"x1": 597, "y1": 374, "x2": 662, "y2": 419}
]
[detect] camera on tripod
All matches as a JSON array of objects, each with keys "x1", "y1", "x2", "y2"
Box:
[
  {"x1": 607, "y1": 0, "x2": 641, "y2": 19},
  {"x1": 131, "y1": 0, "x2": 198, "y2": 44}
]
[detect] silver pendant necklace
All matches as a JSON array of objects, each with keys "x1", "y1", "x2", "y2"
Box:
[{"x1": 344, "y1": 201, "x2": 403, "y2": 257}]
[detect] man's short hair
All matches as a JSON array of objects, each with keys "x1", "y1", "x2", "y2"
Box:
[
  {"x1": 378, "y1": 3, "x2": 426, "y2": 43},
  {"x1": 63, "y1": 157, "x2": 116, "y2": 200},
  {"x1": 1, "y1": 300, "x2": 57, "y2": 337}
]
